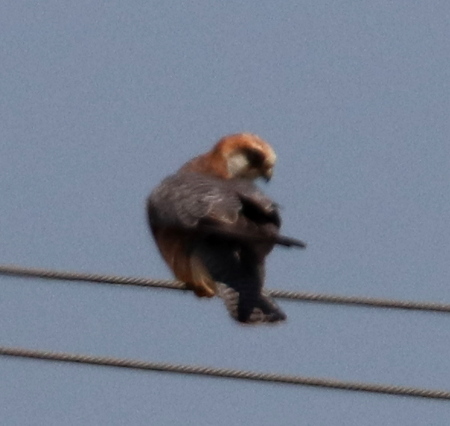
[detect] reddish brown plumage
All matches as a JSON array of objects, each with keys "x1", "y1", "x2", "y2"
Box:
[
  {"x1": 151, "y1": 227, "x2": 217, "y2": 297},
  {"x1": 153, "y1": 133, "x2": 276, "y2": 298},
  {"x1": 147, "y1": 132, "x2": 304, "y2": 323},
  {"x1": 180, "y1": 133, "x2": 276, "y2": 179}
]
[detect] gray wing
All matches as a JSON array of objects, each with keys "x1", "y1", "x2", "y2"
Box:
[
  {"x1": 147, "y1": 171, "x2": 243, "y2": 230},
  {"x1": 147, "y1": 171, "x2": 295, "y2": 324},
  {"x1": 148, "y1": 172, "x2": 305, "y2": 248}
]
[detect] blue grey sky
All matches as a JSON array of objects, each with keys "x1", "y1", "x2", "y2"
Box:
[{"x1": 1, "y1": 1, "x2": 449, "y2": 424}]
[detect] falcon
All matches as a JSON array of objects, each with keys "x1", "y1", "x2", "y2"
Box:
[{"x1": 147, "y1": 133, "x2": 305, "y2": 324}]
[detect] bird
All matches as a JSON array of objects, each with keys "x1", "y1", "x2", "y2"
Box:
[{"x1": 147, "y1": 133, "x2": 306, "y2": 324}]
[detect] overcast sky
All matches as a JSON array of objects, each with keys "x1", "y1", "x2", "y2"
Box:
[{"x1": 1, "y1": 1, "x2": 449, "y2": 425}]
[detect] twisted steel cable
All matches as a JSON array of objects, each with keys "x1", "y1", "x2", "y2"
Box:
[
  {"x1": 1, "y1": 345, "x2": 450, "y2": 400},
  {"x1": 1, "y1": 264, "x2": 450, "y2": 313}
]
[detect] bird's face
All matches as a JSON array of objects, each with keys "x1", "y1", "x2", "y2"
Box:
[{"x1": 214, "y1": 133, "x2": 276, "y2": 181}]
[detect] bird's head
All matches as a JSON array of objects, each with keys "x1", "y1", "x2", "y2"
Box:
[{"x1": 210, "y1": 133, "x2": 276, "y2": 181}]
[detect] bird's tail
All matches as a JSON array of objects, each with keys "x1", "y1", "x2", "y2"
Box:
[
  {"x1": 192, "y1": 241, "x2": 287, "y2": 325},
  {"x1": 218, "y1": 284, "x2": 286, "y2": 324}
]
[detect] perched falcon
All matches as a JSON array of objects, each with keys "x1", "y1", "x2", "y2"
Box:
[{"x1": 147, "y1": 133, "x2": 305, "y2": 324}]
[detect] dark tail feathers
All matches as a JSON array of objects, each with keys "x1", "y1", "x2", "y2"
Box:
[{"x1": 219, "y1": 285, "x2": 286, "y2": 324}]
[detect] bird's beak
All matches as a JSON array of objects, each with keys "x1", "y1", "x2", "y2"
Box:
[{"x1": 262, "y1": 166, "x2": 273, "y2": 182}]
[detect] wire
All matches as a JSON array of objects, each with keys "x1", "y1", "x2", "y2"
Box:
[
  {"x1": 0, "y1": 264, "x2": 183, "y2": 290},
  {"x1": 1, "y1": 345, "x2": 449, "y2": 400},
  {"x1": 1, "y1": 264, "x2": 450, "y2": 313}
]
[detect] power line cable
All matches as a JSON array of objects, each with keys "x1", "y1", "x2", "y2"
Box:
[
  {"x1": 1, "y1": 345, "x2": 449, "y2": 400},
  {"x1": 1, "y1": 264, "x2": 450, "y2": 313}
]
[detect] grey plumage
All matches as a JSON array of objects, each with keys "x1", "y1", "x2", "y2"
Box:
[{"x1": 148, "y1": 171, "x2": 304, "y2": 324}]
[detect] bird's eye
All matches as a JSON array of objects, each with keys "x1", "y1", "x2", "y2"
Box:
[{"x1": 244, "y1": 149, "x2": 265, "y2": 168}]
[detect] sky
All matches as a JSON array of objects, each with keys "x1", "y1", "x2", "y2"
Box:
[{"x1": 1, "y1": 1, "x2": 449, "y2": 424}]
